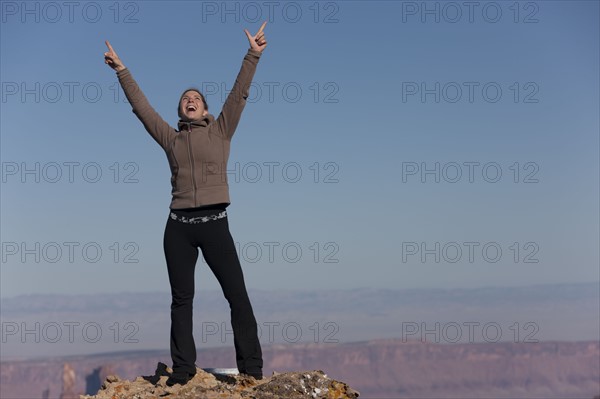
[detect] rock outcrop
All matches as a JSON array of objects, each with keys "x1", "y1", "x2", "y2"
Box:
[
  {"x1": 80, "y1": 363, "x2": 359, "y2": 399},
  {"x1": 60, "y1": 363, "x2": 77, "y2": 399}
]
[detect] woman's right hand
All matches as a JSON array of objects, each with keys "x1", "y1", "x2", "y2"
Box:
[{"x1": 104, "y1": 40, "x2": 126, "y2": 72}]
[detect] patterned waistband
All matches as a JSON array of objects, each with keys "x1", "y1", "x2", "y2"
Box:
[{"x1": 169, "y1": 210, "x2": 227, "y2": 224}]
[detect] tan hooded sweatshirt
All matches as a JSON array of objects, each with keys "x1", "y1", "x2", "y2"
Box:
[{"x1": 116, "y1": 49, "x2": 262, "y2": 209}]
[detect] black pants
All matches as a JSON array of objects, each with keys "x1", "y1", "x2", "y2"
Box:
[{"x1": 163, "y1": 206, "x2": 263, "y2": 375}]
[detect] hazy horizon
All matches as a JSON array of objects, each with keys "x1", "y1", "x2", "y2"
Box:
[
  {"x1": 0, "y1": 279, "x2": 598, "y2": 299},
  {"x1": 2, "y1": 282, "x2": 597, "y2": 361}
]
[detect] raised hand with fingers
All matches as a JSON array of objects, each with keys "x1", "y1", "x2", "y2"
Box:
[
  {"x1": 104, "y1": 40, "x2": 126, "y2": 72},
  {"x1": 244, "y1": 21, "x2": 268, "y2": 53}
]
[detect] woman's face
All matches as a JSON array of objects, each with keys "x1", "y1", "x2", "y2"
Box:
[{"x1": 180, "y1": 90, "x2": 207, "y2": 120}]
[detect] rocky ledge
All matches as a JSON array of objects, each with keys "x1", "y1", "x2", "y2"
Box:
[{"x1": 80, "y1": 363, "x2": 360, "y2": 399}]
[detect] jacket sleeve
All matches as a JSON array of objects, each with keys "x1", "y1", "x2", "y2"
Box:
[
  {"x1": 117, "y1": 68, "x2": 176, "y2": 150},
  {"x1": 214, "y1": 49, "x2": 262, "y2": 140}
]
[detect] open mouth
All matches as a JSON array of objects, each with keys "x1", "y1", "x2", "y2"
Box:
[{"x1": 186, "y1": 104, "x2": 197, "y2": 112}]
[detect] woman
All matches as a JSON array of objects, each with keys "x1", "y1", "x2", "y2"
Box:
[{"x1": 104, "y1": 22, "x2": 267, "y2": 387}]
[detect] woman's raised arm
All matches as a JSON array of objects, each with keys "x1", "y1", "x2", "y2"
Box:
[
  {"x1": 215, "y1": 22, "x2": 268, "y2": 140},
  {"x1": 104, "y1": 41, "x2": 175, "y2": 150}
]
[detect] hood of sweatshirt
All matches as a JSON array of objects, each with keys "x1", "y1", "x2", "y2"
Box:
[{"x1": 177, "y1": 113, "x2": 215, "y2": 132}]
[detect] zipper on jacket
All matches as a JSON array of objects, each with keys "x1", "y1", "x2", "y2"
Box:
[{"x1": 186, "y1": 123, "x2": 197, "y2": 206}]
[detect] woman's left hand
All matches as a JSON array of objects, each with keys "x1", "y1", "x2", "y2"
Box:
[{"x1": 244, "y1": 21, "x2": 268, "y2": 53}]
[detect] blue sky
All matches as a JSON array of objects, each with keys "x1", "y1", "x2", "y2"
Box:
[{"x1": 1, "y1": 1, "x2": 598, "y2": 297}]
